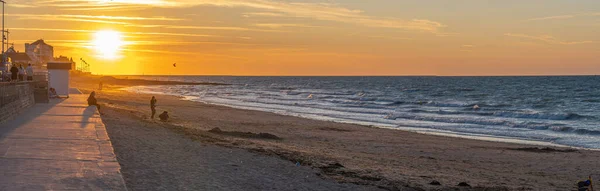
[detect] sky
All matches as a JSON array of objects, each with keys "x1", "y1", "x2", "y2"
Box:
[{"x1": 4, "y1": 0, "x2": 600, "y2": 76}]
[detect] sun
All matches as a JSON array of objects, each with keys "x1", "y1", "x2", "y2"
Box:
[{"x1": 92, "y1": 30, "x2": 124, "y2": 59}]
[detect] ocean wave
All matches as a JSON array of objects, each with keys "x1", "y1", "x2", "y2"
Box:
[
  {"x1": 582, "y1": 99, "x2": 600, "y2": 103},
  {"x1": 550, "y1": 126, "x2": 600, "y2": 135},
  {"x1": 384, "y1": 113, "x2": 513, "y2": 127},
  {"x1": 126, "y1": 76, "x2": 600, "y2": 148},
  {"x1": 407, "y1": 109, "x2": 466, "y2": 115},
  {"x1": 424, "y1": 101, "x2": 472, "y2": 107},
  {"x1": 384, "y1": 113, "x2": 571, "y2": 130},
  {"x1": 374, "y1": 101, "x2": 405, "y2": 106},
  {"x1": 420, "y1": 101, "x2": 509, "y2": 108},
  {"x1": 573, "y1": 129, "x2": 600, "y2": 135},
  {"x1": 491, "y1": 111, "x2": 594, "y2": 120},
  {"x1": 453, "y1": 88, "x2": 476, "y2": 92},
  {"x1": 403, "y1": 106, "x2": 595, "y2": 121}
]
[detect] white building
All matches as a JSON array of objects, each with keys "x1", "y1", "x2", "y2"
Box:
[{"x1": 25, "y1": 39, "x2": 54, "y2": 69}]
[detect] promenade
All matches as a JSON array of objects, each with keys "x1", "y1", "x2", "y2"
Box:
[{"x1": 0, "y1": 92, "x2": 127, "y2": 190}]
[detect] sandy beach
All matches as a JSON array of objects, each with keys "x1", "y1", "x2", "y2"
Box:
[{"x1": 72, "y1": 76, "x2": 600, "y2": 191}]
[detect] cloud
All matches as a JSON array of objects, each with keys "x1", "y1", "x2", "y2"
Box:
[
  {"x1": 241, "y1": 2, "x2": 446, "y2": 33},
  {"x1": 121, "y1": 48, "x2": 246, "y2": 59},
  {"x1": 243, "y1": 12, "x2": 287, "y2": 17},
  {"x1": 9, "y1": 13, "x2": 182, "y2": 21},
  {"x1": 504, "y1": 33, "x2": 595, "y2": 45},
  {"x1": 16, "y1": 0, "x2": 446, "y2": 33},
  {"x1": 126, "y1": 31, "x2": 219, "y2": 38},
  {"x1": 7, "y1": 13, "x2": 185, "y2": 25},
  {"x1": 253, "y1": 23, "x2": 319, "y2": 29},
  {"x1": 17, "y1": 17, "x2": 132, "y2": 25},
  {"x1": 525, "y1": 15, "x2": 575, "y2": 22},
  {"x1": 127, "y1": 40, "x2": 265, "y2": 46},
  {"x1": 7, "y1": 4, "x2": 38, "y2": 8},
  {"x1": 10, "y1": 27, "x2": 221, "y2": 38},
  {"x1": 10, "y1": 27, "x2": 95, "y2": 33},
  {"x1": 157, "y1": 25, "x2": 284, "y2": 33},
  {"x1": 367, "y1": 35, "x2": 412, "y2": 41},
  {"x1": 524, "y1": 12, "x2": 600, "y2": 22},
  {"x1": 123, "y1": 24, "x2": 287, "y2": 33},
  {"x1": 460, "y1": 44, "x2": 475, "y2": 52}
]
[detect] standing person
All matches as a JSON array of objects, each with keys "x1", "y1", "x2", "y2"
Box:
[
  {"x1": 26, "y1": 64, "x2": 34, "y2": 81},
  {"x1": 150, "y1": 96, "x2": 157, "y2": 119},
  {"x1": 98, "y1": 81, "x2": 103, "y2": 90},
  {"x1": 18, "y1": 65, "x2": 25, "y2": 81},
  {"x1": 10, "y1": 64, "x2": 18, "y2": 81}
]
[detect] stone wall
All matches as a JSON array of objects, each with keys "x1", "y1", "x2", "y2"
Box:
[{"x1": 0, "y1": 82, "x2": 36, "y2": 123}]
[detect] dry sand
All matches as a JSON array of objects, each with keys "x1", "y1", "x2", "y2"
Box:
[
  {"x1": 101, "y1": 107, "x2": 380, "y2": 191},
  {"x1": 72, "y1": 76, "x2": 600, "y2": 191}
]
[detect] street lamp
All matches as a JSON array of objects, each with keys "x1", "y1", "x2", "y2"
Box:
[{"x1": 0, "y1": 0, "x2": 5, "y2": 72}]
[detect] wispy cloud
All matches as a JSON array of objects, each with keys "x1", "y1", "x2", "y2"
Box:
[
  {"x1": 128, "y1": 40, "x2": 265, "y2": 46},
  {"x1": 243, "y1": 12, "x2": 287, "y2": 17},
  {"x1": 239, "y1": 2, "x2": 446, "y2": 33},
  {"x1": 8, "y1": 13, "x2": 184, "y2": 25},
  {"x1": 254, "y1": 23, "x2": 320, "y2": 29},
  {"x1": 11, "y1": 39, "x2": 269, "y2": 49},
  {"x1": 127, "y1": 31, "x2": 219, "y2": 38},
  {"x1": 367, "y1": 35, "x2": 412, "y2": 41},
  {"x1": 121, "y1": 48, "x2": 246, "y2": 59},
  {"x1": 524, "y1": 12, "x2": 600, "y2": 22},
  {"x1": 138, "y1": 25, "x2": 286, "y2": 33},
  {"x1": 18, "y1": 17, "x2": 131, "y2": 25},
  {"x1": 17, "y1": 0, "x2": 446, "y2": 33},
  {"x1": 460, "y1": 44, "x2": 475, "y2": 52},
  {"x1": 10, "y1": 27, "x2": 94, "y2": 33},
  {"x1": 8, "y1": 13, "x2": 183, "y2": 21},
  {"x1": 10, "y1": 27, "x2": 221, "y2": 38},
  {"x1": 525, "y1": 15, "x2": 575, "y2": 22},
  {"x1": 504, "y1": 33, "x2": 595, "y2": 45},
  {"x1": 7, "y1": 4, "x2": 38, "y2": 8}
]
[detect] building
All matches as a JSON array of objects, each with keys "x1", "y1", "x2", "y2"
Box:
[
  {"x1": 6, "y1": 52, "x2": 32, "y2": 67},
  {"x1": 54, "y1": 55, "x2": 75, "y2": 70},
  {"x1": 25, "y1": 39, "x2": 54, "y2": 69},
  {"x1": 1, "y1": 46, "x2": 31, "y2": 70}
]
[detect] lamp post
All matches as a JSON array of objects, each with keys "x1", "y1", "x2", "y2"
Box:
[
  {"x1": 4, "y1": 29, "x2": 9, "y2": 52},
  {"x1": 0, "y1": 0, "x2": 5, "y2": 72}
]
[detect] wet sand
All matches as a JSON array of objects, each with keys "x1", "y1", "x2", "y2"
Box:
[{"x1": 72, "y1": 76, "x2": 600, "y2": 191}]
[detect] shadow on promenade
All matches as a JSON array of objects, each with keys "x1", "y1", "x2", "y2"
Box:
[{"x1": 0, "y1": 99, "x2": 67, "y2": 141}]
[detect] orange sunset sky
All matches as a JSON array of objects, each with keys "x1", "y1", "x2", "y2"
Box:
[{"x1": 5, "y1": 0, "x2": 600, "y2": 76}]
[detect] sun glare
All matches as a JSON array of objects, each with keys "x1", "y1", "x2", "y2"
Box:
[{"x1": 92, "y1": 30, "x2": 124, "y2": 59}]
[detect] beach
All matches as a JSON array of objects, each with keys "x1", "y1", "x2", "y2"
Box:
[{"x1": 72, "y1": 76, "x2": 600, "y2": 191}]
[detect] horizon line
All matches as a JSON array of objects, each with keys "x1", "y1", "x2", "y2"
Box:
[{"x1": 104, "y1": 74, "x2": 600, "y2": 77}]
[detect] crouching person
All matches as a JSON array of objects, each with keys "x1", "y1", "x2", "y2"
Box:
[{"x1": 159, "y1": 111, "x2": 169, "y2": 122}]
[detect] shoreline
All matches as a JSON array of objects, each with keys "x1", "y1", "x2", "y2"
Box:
[
  {"x1": 72, "y1": 76, "x2": 600, "y2": 190},
  {"x1": 125, "y1": 85, "x2": 585, "y2": 151}
]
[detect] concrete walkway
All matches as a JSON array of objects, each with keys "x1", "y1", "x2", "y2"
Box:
[{"x1": 0, "y1": 94, "x2": 127, "y2": 190}]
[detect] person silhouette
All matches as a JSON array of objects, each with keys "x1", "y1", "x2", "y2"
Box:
[
  {"x1": 87, "y1": 91, "x2": 100, "y2": 110},
  {"x1": 10, "y1": 65, "x2": 18, "y2": 81},
  {"x1": 159, "y1": 111, "x2": 169, "y2": 121},
  {"x1": 150, "y1": 96, "x2": 157, "y2": 119},
  {"x1": 26, "y1": 64, "x2": 34, "y2": 81}
]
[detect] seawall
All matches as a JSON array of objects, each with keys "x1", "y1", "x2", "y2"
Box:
[{"x1": 0, "y1": 82, "x2": 36, "y2": 123}]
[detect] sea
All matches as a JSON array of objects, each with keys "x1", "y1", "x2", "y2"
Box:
[{"x1": 124, "y1": 76, "x2": 600, "y2": 149}]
